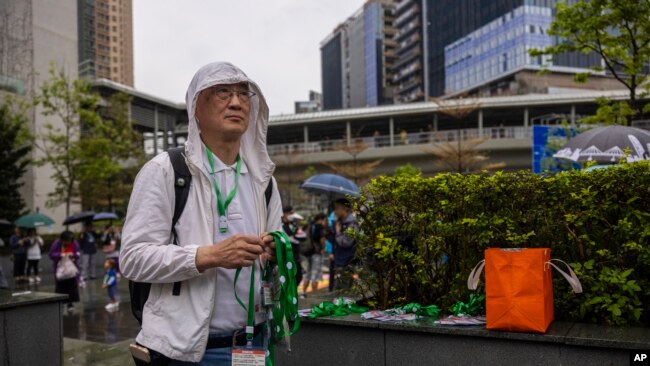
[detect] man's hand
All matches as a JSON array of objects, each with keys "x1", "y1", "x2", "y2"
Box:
[
  {"x1": 195, "y1": 234, "x2": 265, "y2": 272},
  {"x1": 335, "y1": 222, "x2": 342, "y2": 234},
  {"x1": 260, "y1": 233, "x2": 276, "y2": 263}
]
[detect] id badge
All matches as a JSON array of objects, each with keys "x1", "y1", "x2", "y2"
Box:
[
  {"x1": 219, "y1": 216, "x2": 228, "y2": 233},
  {"x1": 231, "y1": 347, "x2": 265, "y2": 366},
  {"x1": 261, "y1": 281, "x2": 273, "y2": 307},
  {"x1": 231, "y1": 329, "x2": 266, "y2": 366}
]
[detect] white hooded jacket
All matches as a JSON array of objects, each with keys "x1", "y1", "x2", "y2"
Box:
[{"x1": 120, "y1": 62, "x2": 282, "y2": 362}]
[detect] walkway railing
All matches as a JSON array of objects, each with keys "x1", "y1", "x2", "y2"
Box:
[{"x1": 268, "y1": 126, "x2": 532, "y2": 156}]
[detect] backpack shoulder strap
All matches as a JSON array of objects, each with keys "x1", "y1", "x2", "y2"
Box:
[
  {"x1": 265, "y1": 177, "x2": 274, "y2": 207},
  {"x1": 167, "y1": 146, "x2": 191, "y2": 296},
  {"x1": 168, "y1": 147, "x2": 192, "y2": 241}
]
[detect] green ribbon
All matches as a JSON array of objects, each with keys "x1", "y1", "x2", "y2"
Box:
[
  {"x1": 394, "y1": 303, "x2": 441, "y2": 318},
  {"x1": 264, "y1": 231, "x2": 301, "y2": 366},
  {"x1": 233, "y1": 264, "x2": 256, "y2": 341},
  {"x1": 308, "y1": 298, "x2": 369, "y2": 318},
  {"x1": 450, "y1": 293, "x2": 485, "y2": 316},
  {"x1": 205, "y1": 145, "x2": 241, "y2": 233}
]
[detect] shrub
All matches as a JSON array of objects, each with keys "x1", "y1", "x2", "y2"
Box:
[{"x1": 354, "y1": 162, "x2": 650, "y2": 326}]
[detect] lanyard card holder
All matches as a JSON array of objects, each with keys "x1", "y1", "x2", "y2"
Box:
[{"x1": 231, "y1": 329, "x2": 266, "y2": 366}]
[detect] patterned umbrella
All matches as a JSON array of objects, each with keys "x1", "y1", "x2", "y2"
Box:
[{"x1": 554, "y1": 125, "x2": 650, "y2": 163}]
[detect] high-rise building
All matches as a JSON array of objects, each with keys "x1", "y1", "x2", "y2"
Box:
[
  {"x1": 390, "y1": 0, "x2": 607, "y2": 101},
  {"x1": 393, "y1": 0, "x2": 426, "y2": 103},
  {"x1": 443, "y1": 4, "x2": 614, "y2": 97},
  {"x1": 294, "y1": 90, "x2": 322, "y2": 114},
  {"x1": 320, "y1": 0, "x2": 396, "y2": 111},
  {"x1": 425, "y1": 0, "x2": 604, "y2": 98},
  {"x1": 0, "y1": 0, "x2": 80, "y2": 231},
  {"x1": 78, "y1": 0, "x2": 133, "y2": 86}
]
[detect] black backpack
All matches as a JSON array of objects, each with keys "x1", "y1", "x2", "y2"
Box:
[{"x1": 129, "y1": 147, "x2": 274, "y2": 325}]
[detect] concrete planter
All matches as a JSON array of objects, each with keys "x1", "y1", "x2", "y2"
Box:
[
  {"x1": 0, "y1": 290, "x2": 68, "y2": 365},
  {"x1": 277, "y1": 314, "x2": 650, "y2": 365}
]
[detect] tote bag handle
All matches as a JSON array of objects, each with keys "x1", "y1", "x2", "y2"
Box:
[
  {"x1": 467, "y1": 260, "x2": 485, "y2": 290},
  {"x1": 546, "y1": 259, "x2": 583, "y2": 293},
  {"x1": 467, "y1": 258, "x2": 582, "y2": 293}
]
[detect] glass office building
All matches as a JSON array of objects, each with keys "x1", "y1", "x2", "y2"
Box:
[
  {"x1": 321, "y1": 1, "x2": 396, "y2": 110},
  {"x1": 445, "y1": 5, "x2": 560, "y2": 94},
  {"x1": 321, "y1": 32, "x2": 344, "y2": 110},
  {"x1": 444, "y1": 4, "x2": 599, "y2": 95}
]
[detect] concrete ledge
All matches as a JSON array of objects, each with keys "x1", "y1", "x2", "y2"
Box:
[
  {"x1": 276, "y1": 314, "x2": 650, "y2": 366},
  {"x1": 0, "y1": 290, "x2": 68, "y2": 365}
]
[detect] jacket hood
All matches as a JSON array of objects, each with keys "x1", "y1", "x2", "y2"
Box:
[{"x1": 184, "y1": 61, "x2": 274, "y2": 183}]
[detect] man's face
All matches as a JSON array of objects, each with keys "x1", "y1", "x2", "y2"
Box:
[{"x1": 195, "y1": 82, "x2": 251, "y2": 141}]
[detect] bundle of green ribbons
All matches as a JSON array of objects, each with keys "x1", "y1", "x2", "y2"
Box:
[
  {"x1": 308, "y1": 298, "x2": 369, "y2": 318},
  {"x1": 264, "y1": 231, "x2": 301, "y2": 366},
  {"x1": 449, "y1": 293, "x2": 485, "y2": 316},
  {"x1": 308, "y1": 300, "x2": 440, "y2": 319}
]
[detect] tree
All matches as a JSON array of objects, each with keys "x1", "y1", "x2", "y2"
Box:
[
  {"x1": 393, "y1": 163, "x2": 421, "y2": 178},
  {"x1": 426, "y1": 137, "x2": 505, "y2": 173},
  {"x1": 0, "y1": 96, "x2": 31, "y2": 220},
  {"x1": 530, "y1": 0, "x2": 650, "y2": 124},
  {"x1": 428, "y1": 96, "x2": 504, "y2": 173},
  {"x1": 323, "y1": 141, "x2": 383, "y2": 184},
  {"x1": 34, "y1": 64, "x2": 102, "y2": 217},
  {"x1": 78, "y1": 92, "x2": 144, "y2": 213}
]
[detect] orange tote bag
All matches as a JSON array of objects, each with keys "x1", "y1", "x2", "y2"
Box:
[{"x1": 468, "y1": 248, "x2": 582, "y2": 333}]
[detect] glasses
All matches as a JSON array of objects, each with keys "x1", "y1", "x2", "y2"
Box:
[{"x1": 210, "y1": 87, "x2": 256, "y2": 103}]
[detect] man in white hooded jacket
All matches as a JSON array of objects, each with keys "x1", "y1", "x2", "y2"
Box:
[{"x1": 120, "y1": 62, "x2": 283, "y2": 364}]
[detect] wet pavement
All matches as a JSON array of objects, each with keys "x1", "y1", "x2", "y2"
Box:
[{"x1": 1, "y1": 253, "x2": 339, "y2": 365}]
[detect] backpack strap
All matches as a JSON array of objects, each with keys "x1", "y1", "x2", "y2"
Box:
[
  {"x1": 168, "y1": 147, "x2": 192, "y2": 296},
  {"x1": 265, "y1": 177, "x2": 274, "y2": 207}
]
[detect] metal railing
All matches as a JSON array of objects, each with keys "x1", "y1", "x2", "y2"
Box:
[{"x1": 267, "y1": 126, "x2": 532, "y2": 156}]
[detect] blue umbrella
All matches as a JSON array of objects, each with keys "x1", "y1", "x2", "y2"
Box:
[
  {"x1": 93, "y1": 212, "x2": 119, "y2": 221},
  {"x1": 300, "y1": 173, "x2": 360, "y2": 198}
]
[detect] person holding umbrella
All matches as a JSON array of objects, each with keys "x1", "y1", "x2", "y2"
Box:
[
  {"x1": 79, "y1": 221, "x2": 99, "y2": 281},
  {"x1": 9, "y1": 227, "x2": 28, "y2": 284}
]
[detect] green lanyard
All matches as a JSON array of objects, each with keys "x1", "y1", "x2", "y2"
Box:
[
  {"x1": 233, "y1": 265, "x2": 257, "y2": 342},
  {"x1": 205, "y1": 145, "x2": 241, "y2": 233},
  {"x1": 233, "y1": 231, "x2": 301, "y2": 364}
]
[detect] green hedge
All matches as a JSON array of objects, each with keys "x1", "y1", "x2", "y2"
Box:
[{"x1": 354, "y1": 162, "x2": 650, "y2": 326}]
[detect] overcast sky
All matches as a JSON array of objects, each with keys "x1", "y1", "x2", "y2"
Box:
[{"x1": 133, "y1": 1, "x2": 365, "y2": 115}]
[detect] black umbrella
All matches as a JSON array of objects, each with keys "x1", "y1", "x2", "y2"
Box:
[
  {"x1": 62, "y1": 211, "x2": 96, "y2": 225},
  {"x1": 0, "y1": 219, "x2": 12, "y2": 229},
  {"x1": 554, "y1": 125, "x2": 650, "y2": 163}
]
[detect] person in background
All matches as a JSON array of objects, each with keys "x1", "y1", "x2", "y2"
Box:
[
  {"x1": 102, "y1": 258, "x2": 119, "y2": 312},
  {"x1": 79, "y1": 221, "x2": 98, "y2": 281},
  {"x1": 49, "y1": 231, "x2": 81, "y2": 314},
  {"x1": 101, "y1": 224, "x2": 121, "y2": 274},
  {"x1": 326, "y1": 210, "x2": 337, "y2": 292},
  {"x1": 9, "y1": 227, "x2": 28, "y2": 284},
  {"x1": 25, "y1": 228, "x2": 44, "y2": 284},
  {"x1": 301, "y1": 213, "x2": 327, "y2": 298},
  {"x1": 333, "y1": 198, "x2": 359, "y2": 291},
  {"x1": 281, "y1": 205, "x2": 303, "y2": 287}
]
